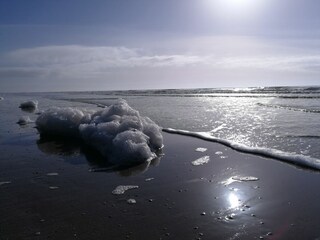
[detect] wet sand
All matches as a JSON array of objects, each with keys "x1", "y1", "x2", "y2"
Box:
[{"x1": 1, "y1": 128, "x2": 320, "y2": 239}]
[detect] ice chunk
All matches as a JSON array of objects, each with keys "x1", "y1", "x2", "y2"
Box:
[
  {"x1": 112, "y1": 185, "x2": 139, "y2": 195},
  {"x1": 17, "y1": 116, "x2": 33, "y2": 125},
  {"x1": 19, "y1": 100, "x2": 38, "y2": 109},
  {"x1": 192, "y1": 156, "x2": 210, "y2": 166}
]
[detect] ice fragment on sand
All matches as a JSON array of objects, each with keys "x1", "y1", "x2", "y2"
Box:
[
  {"x1": 192, "y1": 156, "x2": 210, "y2": 166},
  {"x1": 127, "y1": 199, "x2": 136, "y2": 204},
  {"x1": 195, "y1": 147, "x2": 207, "y2": 152},
  {"x1": 19, "y1": 100, "x2": 38, "y2": 109},
  {"x1": 112, "y1": 185, "x2": 139, "y2": 195},
  {"x1": 232, "y1": 176, "x2": 259, "y2": 182},
  {"x1": 215, "y1": 151, "x2": 223, "y2": 155},
  {"x1": 0, "y1": 181, "x2": 11, "y2": 186},
  {"x1": 17, "y1": 116, "x2": 33, "y2": 125}
]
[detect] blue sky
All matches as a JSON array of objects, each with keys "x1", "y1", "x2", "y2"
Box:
[{"x1": 0, "y1": 0, "x2": 319, "y2": 92}]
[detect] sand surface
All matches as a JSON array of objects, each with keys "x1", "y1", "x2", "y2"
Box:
[{"x1": 1, "y1": 127, "x2": 320, "y2": 239}]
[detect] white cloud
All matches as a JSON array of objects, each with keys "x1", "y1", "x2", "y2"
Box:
[
  {"x1": 0, "y1": 44, "x2": 319, "y2": 91},
  {"x1": 2, "y1": 45, "x2": 320, "y2": 72}
]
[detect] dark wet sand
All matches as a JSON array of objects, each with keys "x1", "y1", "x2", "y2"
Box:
[{"x1": 1, "y1": 130, "x2": 320, "y2": 240}]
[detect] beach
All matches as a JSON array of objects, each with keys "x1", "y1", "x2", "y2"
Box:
[
  {"x1": 1, "y1": 126, "x2": 320, "y2": 239},
  {"x1": 0, "y1": 90, "x2": 320, "y2": 239}
]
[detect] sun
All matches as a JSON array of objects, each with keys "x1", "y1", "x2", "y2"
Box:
[
  {"x1": 206, "y1": 0, "x2": 266, "y2": 21},
  {"x1": 218, "y1": 0, "x2": 261, "y2": 13}
]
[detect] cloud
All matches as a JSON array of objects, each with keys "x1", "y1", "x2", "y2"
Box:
[
  {"x1": 0, "y1": 67, "x2": 47, "y2": 78},
  {"x1": 0, "y1": 45, "x2": 319, "y2": 83}
]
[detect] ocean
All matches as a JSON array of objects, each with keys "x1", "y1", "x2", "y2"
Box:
[{"x1": 1, "y1": 86, "x2": 320, "y2": 169}]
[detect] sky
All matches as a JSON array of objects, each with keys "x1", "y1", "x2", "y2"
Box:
[{"x1": 0, "y1": 0, "x2": 319, "y2": 92}]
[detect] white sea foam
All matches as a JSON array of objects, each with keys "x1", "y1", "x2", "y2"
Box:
[
  {"x1": 192, "y1": 156, "x2": 210, "y2": 166},
  {"x1": 195, "y1": 147, "x2": 207, "y2": 152},
  {"x1": 17, "y1": 116, "x2": 33, "y2": 125},
  {"x1": 36, "y1": 100, "x2": 163, "y2": 166},
  {"x1": 163, "y1": 128, "x2": 320, "y2": 170},
  {"x1": 127, "y1": 198, "x2": 137, "y2": 204},
  {"x1": 0, "y1": 181, "x2": 11, "y2": 186},
  {"x1": 112, "y1": 185, "x2": 139, "y2": 195},
  {"x1": 19, "y1": 100, "x2": 38, "y2": 109},
  {"x1": 232, "y1": 176, "x2": 259, "y2": 182},
  {"x1": 36, "y1": 107, "x2": 91, "y2": 137}
]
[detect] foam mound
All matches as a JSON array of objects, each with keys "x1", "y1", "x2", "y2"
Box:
[
  {"x1": 19, "y1": 100, "x2": 38, "y2": 109},
  {"x1": 36, "y1": 100, "x2": 163, "y2": 166},
  {"x1": 17, "y1": 116, "x2": 33, "y2": 125}
]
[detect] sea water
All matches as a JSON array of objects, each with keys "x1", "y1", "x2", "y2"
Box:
[{"x1": 1, "y1": 86, "x2": 320, "y2": 169}]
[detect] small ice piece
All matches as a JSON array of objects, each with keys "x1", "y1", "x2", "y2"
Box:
[
  {"x1": 17, "y1": 116, "x2": 33, "y2": 125},
  {"x1": 19, "y1": 100, "x2": 38, "y2": 109},
  {"x1": 112, "y1": 185, "x2": 139, "y2": 195},
  {"x1": 46, "y1": 173, "x2": 59, "y2": 176},
  {"x1": 0, "y1": 181, "x2": 11, "y2": 186},
  {"x1": 192, "y1": 156, "x2": 210, "y2": 166},
  {"x1": 215, "y1": 151, "x2": 223, "y2": 155},
  {"x1": 195, "y1": 147, "x2": 207, "y2": 152},
  {"x1": 232, "y1": 176, "x2": 259, "y2": 182},
  {"x1": 127, "y1": 199, "x2": 137, "y2": 204},
  {"x1": 49, "y1": 186, "x2": 59, "y2": 190}
]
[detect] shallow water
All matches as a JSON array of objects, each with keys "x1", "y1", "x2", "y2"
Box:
[
  {"x1": 2, "y1": 86, "x2": 320, "y2": 169},
  {"x1": 36, "y1": 86, "x2": 320, "y2": 161}
]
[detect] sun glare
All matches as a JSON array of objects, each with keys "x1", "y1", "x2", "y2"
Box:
[
  {"x1": 219, "y1": 0, "x2": 261, "y2": 13},
  {"x1": 206, "y1": 0, "x2": 267, "y2": 21}
]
